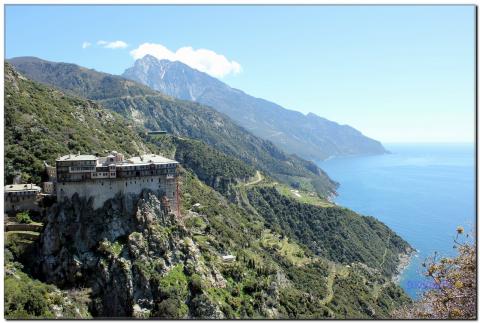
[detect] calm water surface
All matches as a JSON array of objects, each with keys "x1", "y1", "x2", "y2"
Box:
[{"x1": 319, "y1": 143, "x2": 475, "y2": 299}]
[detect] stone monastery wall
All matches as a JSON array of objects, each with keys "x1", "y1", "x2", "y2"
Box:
[{"x1": 57, "y1": 175, "x2": 177, "y2": 211}]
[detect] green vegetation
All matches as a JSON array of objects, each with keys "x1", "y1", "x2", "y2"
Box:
[
  {"x1": 16, "y1": 211, "x2": 32, "y2": 224},
  {"x1": 175, "y1": 169, "x2": 411, "y2": 318},
  {"x1": 4, "y1": 63, "x2": 149, "y2": 183},
  {"x1": 151, "y1": 265, "x2": 189, "y2": 318},
  {"x1": 98, "y1": 239, "x2": 124, "y2": 258},
  {"x1": 170, "y1": 137, "x2": 255, "y2": 195},
  {"x1": 260, "y1": 229, "x2": 311, "y2": 266},
  {"x1": 4, "y1": 262, "x2": 91, "y2": 319},
  {"x1": 247, "y1": 187, "x2": 412, "y2": 277},
  {"x1": 5, "y1": 232, "x2": 91, "y2": 319},
  {"x1": 274, "y1": 182, "x2": 334, "y2": 207}
]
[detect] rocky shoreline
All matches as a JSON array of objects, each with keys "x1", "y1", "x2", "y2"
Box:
[{"x1": 393, "y1": 248, "x2": 416, "y2": 284}]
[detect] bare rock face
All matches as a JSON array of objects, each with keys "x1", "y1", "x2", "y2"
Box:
[{"x1": 35, "y1": 190, "x2": 192, "y2": 317}]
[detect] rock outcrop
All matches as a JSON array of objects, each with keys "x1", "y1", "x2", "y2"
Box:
[{"x1": 34, "y1": 190, "x2": 222, "y2": 318}]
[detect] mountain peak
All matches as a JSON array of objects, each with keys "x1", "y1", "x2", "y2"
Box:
[
  {"x1": 136, "y1": 54, "x2": 158, "y2": 63},
  {"x1": 122, "y1": 58, "x2": 387, "y2": 160},
  {"x1": 124, "y1": 55, "x2": 227, "y2": 101},
  {"x1": 135, "y1": 55, "x2": 195, "y2": 72}
]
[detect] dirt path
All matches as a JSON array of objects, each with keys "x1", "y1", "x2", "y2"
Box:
[
  {"x1": 98, "y1": 94, "x2": 164, "y2": 102},
  {"x1": 320, "y1": 264, "x2": 350, "y2": 306},
  {"x1": 379, "y1": 234, "x2": 391, "y2": 269},
  {"x1": 320, "y1": 265, "x2": 337, "y2": 306},
  {"x1": 245, "y1": 171, "x2": 263, "y2": 186},
  {"x1": 317, "y1": 264, "x2": 351, "y2": 318},
  {"x1": 373, "y1": 235, "x2": 392, "y2": 300}
]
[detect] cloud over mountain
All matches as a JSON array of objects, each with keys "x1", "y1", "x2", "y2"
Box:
[
  {"x1": 97, "y1": 40, "x2": 128, "y2": 49},
  {"x1": 130, "y1": 42, "x2": 241, "y2": 78}
]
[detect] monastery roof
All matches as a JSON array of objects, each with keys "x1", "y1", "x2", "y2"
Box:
[
  {"x1": 5, "y1": 183, "x2": 41, "y2": 192},
  {"x1": 56, "y1": 153, "x2": 177, "y2": 165},
  {"x1": 125, "y1": 154, "x2": 178, "y2": 165},
  {"x1": 57, "y1": 154, "x2": 97, "y2": 162}
]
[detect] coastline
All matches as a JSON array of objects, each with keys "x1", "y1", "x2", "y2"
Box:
[{"x1": 393, "y1": 248, "x2": 416, "y2": 285}]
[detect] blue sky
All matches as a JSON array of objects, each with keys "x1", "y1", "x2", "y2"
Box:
[{"x1": 5, "y1": 5, "x2": 475, "y2": 143}]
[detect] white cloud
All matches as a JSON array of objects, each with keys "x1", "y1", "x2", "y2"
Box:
[
  {"x1": 82, "y1": 41, "x2": 91, "y2": 49},
  {"x1": 97, "y1": 40, "x2": 128, "y2": 49},
  {"x1": 130, "y1": 42, "x2": 242, "y2": 78}
]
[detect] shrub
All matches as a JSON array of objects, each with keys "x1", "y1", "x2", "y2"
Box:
[
  {"x1": 154, "y1": 298, "x2": 188, "y2": 319},
  {"x1": 4, "y1": 269, "x2": 55, "y2": 318},
  {"x1": 189, "y1": 274, "x2": 203, "y2": 295},
  {"x1": 16, "y1": 211, "x2": 32, "y2": 224}
]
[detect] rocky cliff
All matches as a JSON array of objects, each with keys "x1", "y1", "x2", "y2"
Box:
[{"x1": 35, "y1": 190, "x2": 231, "y2": 318}]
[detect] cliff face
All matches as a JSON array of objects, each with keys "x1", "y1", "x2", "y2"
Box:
[{"x1": 36, "y1": 191, "x2": 222, "y2": 318}]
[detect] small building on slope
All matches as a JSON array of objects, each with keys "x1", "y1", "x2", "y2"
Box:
[{"x1": 4, "y1": 183, "x2": 42, "y2": 213}]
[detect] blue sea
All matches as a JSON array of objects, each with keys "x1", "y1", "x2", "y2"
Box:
[{"x1": 319, "y1": 143, "x2": 475, "y2": 299}]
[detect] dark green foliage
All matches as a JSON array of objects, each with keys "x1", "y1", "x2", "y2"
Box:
[
  {"x1": 247, "y1": 187, "x2": 412, "y2": 277},
  {"x1": 179, "y1": 170, "x2": 411, "y2": 319},
  {"x1": 102, "y1": 94, "x2": 338, "y2": 197},
  {"x1": 174, "y1": 137, "x2": 256, "y2": 183},
  {"x1": 189, "y1": 274, "x2": 203, "y2": 295},
  {"x1": 329, "y1": 266, "x2": 412, "y2": 319},
  {"x1": 4, "y1": 267, "x2": 56, "y2": 319},
  {"x1": 150, "y1": 265, "x2": 189, "y2": 318},
  {"x1": 16, "y1": 211, "x2": 32, "y2": 224},
  {"x1": 4, "y1": 264, "x2": 91, "y2": 319},
  {"x1": 5, "y1": 229, "x2": 91, "y2": 319},
  {"x1": 154, "y1": 298, "x2": 186, "y2": 319},
  {"x1": 278, "y1": 288, "x2": 331, "y2": 319}
]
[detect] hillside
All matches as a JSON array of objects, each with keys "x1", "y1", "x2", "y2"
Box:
[
  {"x1": 4, "y1": 63, "x2": 413, "y2": 319},
  {"x1": 122, "y1": 55, "x2": 387, "y2": 161},
  {"x1": 4, "y1": 64, "x2": 150, "y2": 184},
  {"x1": 247, "y1": 187, "x2": 411, "y2": 277},
  {"x1": 8, "y1": 56, "x2": 337, "y2": 198}
]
